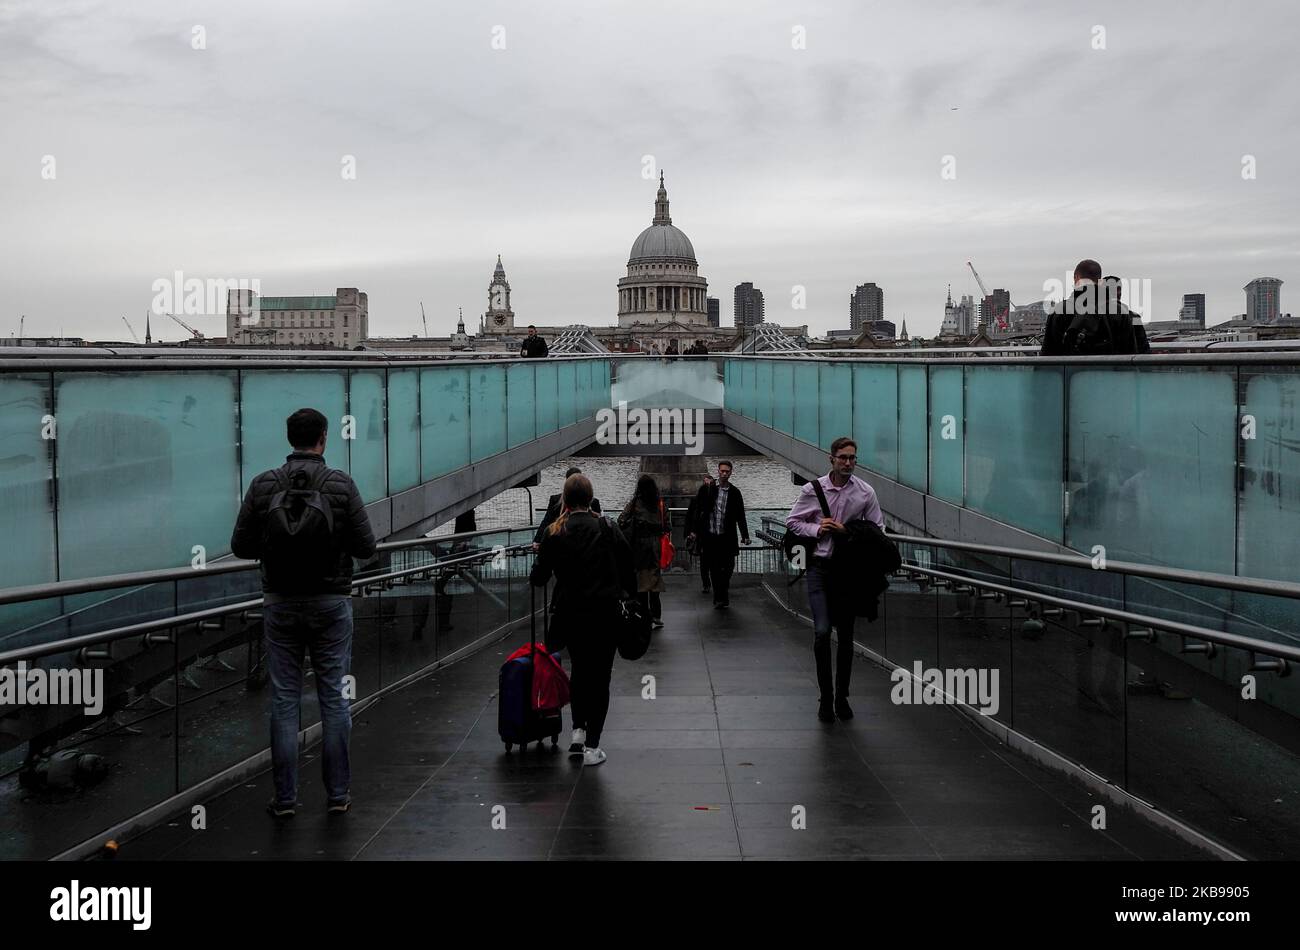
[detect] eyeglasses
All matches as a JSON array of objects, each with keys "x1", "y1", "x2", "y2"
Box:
[{"x1": 834, "y1": 454, "x2": 857, "y2": 462}]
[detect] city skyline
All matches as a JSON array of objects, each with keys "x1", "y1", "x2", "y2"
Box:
[{"x1": 3, "y1": 0, "x2": 1298, "y2": 341}]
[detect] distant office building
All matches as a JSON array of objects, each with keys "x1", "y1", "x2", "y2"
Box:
[
  {"x1": 734, "y1": 282, "x2": 765, "y2": 327},
  {"x1": 1245, "y1": 278, "x2": 1282, "y2": 324},
  {"x1": 1011, "y1": 300, "x2": 1048, "y2": 334},
  {"x1": 707, "y1": 296, "x2": 720, "y2": 328},
  {"x1": 227, "y1": 287, "x2": 368, "y2": 346},
  {"x1": 872, "y1": 319, "x2": 896, "y2": 340},
  {"x1": 1178, "y1": 293, "x2": 1206, "y2": 327},
  {"x1": 980, "y1": 289, "x2": 1010, "y2": 330},
  {"x1": 850, "y1": 282, "x2": 884, "y2": 332}
]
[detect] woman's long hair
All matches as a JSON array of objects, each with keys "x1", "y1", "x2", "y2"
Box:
[
  {"x1": 624, "y1": 474, "x2": 660, "y2": 516},
  {"x1": 549, "y1": 473, "x2": 594, "y2": 536}
]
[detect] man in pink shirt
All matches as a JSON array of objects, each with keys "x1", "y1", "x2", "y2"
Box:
[{"x1": 785, "y1": 436, "x2": 884, "y2": 723}]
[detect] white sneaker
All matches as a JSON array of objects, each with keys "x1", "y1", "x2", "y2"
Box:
[
  {"x1": 569, "y1": 728, "x2": 586, "y2": 757},
  {"x1": 582, "y1": 747, "x2": 607, "y2": 766}
]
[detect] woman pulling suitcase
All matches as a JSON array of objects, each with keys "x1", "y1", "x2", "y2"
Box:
[{"x1": 530, "y1": 473, "x2": 635, "y2": 766}]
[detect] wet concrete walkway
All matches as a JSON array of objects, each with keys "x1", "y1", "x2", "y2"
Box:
[{"x1": 121, "y1": 578, "x2": 1211, "y2": 860}]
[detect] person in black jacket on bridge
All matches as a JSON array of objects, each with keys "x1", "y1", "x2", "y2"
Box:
[{"x1": 231, "y1": 407, "x2": 376, "y2": 818}]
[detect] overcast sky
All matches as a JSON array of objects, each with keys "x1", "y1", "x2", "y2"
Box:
[{"x1": 2, "y1": 0, "x2": 1298, "y2": 341}]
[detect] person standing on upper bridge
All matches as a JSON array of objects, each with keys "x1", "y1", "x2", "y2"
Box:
[{"x1": 520, "y1": 325, "x2": 549, "y2": 358}]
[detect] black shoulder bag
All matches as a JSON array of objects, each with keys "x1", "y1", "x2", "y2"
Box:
[{"x1": 783, "y1": 478, "x2": 831, "y2": 569}]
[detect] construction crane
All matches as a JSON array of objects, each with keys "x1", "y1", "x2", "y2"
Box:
[
  {"x1": 121, "y1": 317, "x2": 140, "y2": 344},
  {"x1": 166, "y1": 312, "x2": 205, "y2": 340},
  {"x1": 966, "y1": 260, "x2": 1010, "y2": 332},
  {"x1": 420, "y1": 301, "x2": 428, "y2": 337}
]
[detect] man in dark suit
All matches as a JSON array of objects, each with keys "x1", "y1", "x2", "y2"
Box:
[
  {"x1": 686, "y1": 461, "x2": 750, "y2": 608},
  {"x1": 532, "y1": 466, "x2": 601, "y2": 550}
]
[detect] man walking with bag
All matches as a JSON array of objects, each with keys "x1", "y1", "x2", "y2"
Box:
[
  {"x1": 231, "y1": 408, "x2": 376, "y2": 817},
  {"x1": 785, "y1": 437, "x2": 884, "y2": 723}
]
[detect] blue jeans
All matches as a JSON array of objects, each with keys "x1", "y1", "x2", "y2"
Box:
[
  {"x1": 263, "y1": 596, "x2": 353, "y2": 805},
  {"x1": 806, "y1": 562, "x2": 856, "y2": 701}
]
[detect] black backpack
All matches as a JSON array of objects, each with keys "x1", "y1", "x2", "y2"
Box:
[
  {"x1": 262, "y1": 465, "x2": 336, "y2": 590},
  {"x1": 1061, "y1": 289, "x2": 1136, "y2": 356},
  {"x1": 783, "y1": 478, "x2": 831, "y2": 567}
]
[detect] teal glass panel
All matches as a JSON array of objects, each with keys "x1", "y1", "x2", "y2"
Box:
[
  {"x1": 772, "y1": 361, "x2": 794, "y2": 435},
  {"x1": 756, "y1": 359, "x2": 774, "y2": 428},
  {"x1": 966, "y1": 365, "x2": 1063, "y2": 541},
  {"x1": 577, "y1": 360, "x2": 591, "y2": 419},
  {"x1": 241, "y1": 371, "x2": 346, "y2": 487},
  {"x1": 348, "y1": 371, "x2": 386, "y2": 504},
  {"x1": 723, "y1": 360, "x2": 734, "y2": 413},
  {"x1": 536, "y1": 362, "x2": 559, "y2": 434},
  {"x1": 851, "y1": 364, "x2": 898, "y2": 480},
  {"x1": 732, "y1": 361, "x2": 747, "y2": 418},
  {"x1": 793, "y1": 363, "x2": 818, "y2": 446},
  {"x1": 387, "y1": 369, "x2": 420, "y2": 492},
  {"x1": 421, "y1": 367, "x2": 469, "y2": 479},
  {"x1": 506, "y1": 363, "x2": 536, "y2": 448},
  {"x1": 818, "y1": 362, "x2": 852, "y2": 450},
  {"x1": 469, "y1": 364, "x2": 507, "y2": 462},
  {"x1": 557, "y1": 361, "x2": 577, "y2": 427},
  {"x1": 929, "y1": 365, "x2": 965, "y2": 504},
  {"x1": 1239, "y1": 368, "x2": 1300, "y2": 580},
  {"x1": 1066, "y1": 366, "x2": 1234, "y2": 572},
  {"x1": 57, "y1": 371, "x2": 240, "y2": 579},
  {"x1": 0, "y1": 375, "x2": 56, "y2": 591},
  {"x1": 898, "y1": 365, "x2": 928, "y2": 491}
]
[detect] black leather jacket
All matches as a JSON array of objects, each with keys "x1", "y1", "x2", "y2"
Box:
[{"x1": 231, "y1": 452, "x2": 377, "y2": 596}]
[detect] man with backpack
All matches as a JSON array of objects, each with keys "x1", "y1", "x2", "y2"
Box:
[
  {"x1": 231, "y1": 407, "x2": 376, "y2": 818},
  {"x1": 785, "y1": 437, "x2": 884, "y2": 723},
  {"x1": 1040, "y1": 259, "x2": 1147, "y2": 356}
]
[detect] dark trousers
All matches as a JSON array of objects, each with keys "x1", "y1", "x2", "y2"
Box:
[
  {"x1": 703, "y1": 534, "x2": 735, "y2": 604},
  {"x1": 807, "y1": 562, "x2": 856, "y2": 701},
  {"x1": 638, "y1": 591, "x2": 661, "y2": 621},
  {"x1": 567, "y1": 620, "x2": 618, "y2": 748},
  {"x1": 697, "y1": 545, "x2": 710, "y2": 588}
]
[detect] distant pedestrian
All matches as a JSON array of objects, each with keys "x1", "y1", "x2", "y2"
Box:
[
  {"x1": 412, "y1": 508, "x2": 477, "y2": 639},
  {"x1": 520, "y1": 325, "x2": 549, "y2": 358},
  {"x1": 617, "y1": 475, "x2": 669, "y2": 629},
  {"x1": 533, "y1": 466, "x2": 602, "y2": 551},
  {"x1": 1103, "y1": 275, "x2": 1152, "y2": 354},
  {"x1": 687, "y1": 461, "x2": 750, "y2": 609},
  {"x1": 784, "y1": 437, "x2": 884, "y2": 723},
  {"x1": 685, "y1": 474, "x2": 715, "y2": 593},
  {"x1": 231, "y1": 408, "x2": 376, "y2": 817},
  {"x1": 1040, "y1": 260, "x2": 1145, "y2": 356},
  {"x1": 531, "y1": 473, "x2": 635, "y2": 766}
]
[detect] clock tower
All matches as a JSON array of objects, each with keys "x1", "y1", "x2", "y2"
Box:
[{"x1": 485, "y1": 254, "x2": 515, "y2": 332}]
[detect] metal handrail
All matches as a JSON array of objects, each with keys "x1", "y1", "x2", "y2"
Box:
[
  {"x1": 0, "y1": 524, "x2": 538, "y2": 607},
  {"x1": 753, "y1": 516, "x2": 1300, "y2": 603},
  {"x1": 889, "y1": 534, "x2": 1300, "y2": 601},
  {"x1": 0, "y1": 351, "x2": 616, "y2": 370},
  {"x1": 720, "y1": 351, "x2": 1300, "y2": 364},
  {"x1": 0, "y1": 543, "x2": 532, "y2": 666},
  {"x1": 900, "y1": 564, "x2": 1300, "y2": 665}
]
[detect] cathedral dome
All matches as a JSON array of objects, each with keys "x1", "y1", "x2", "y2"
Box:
[
  {"x1": 627, "y1": 173, "x2": 697, "y2": 263},
  {"x1": 629, "y1": 223, "x2": 696, "y2": 263}
]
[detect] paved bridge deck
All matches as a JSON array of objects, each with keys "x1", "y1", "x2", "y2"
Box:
[{"x1": 120, "y1": 578, "x2": 1210, "y2": 860}]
